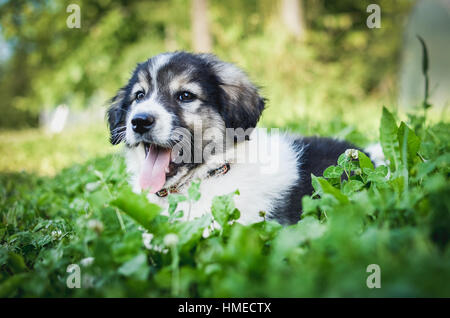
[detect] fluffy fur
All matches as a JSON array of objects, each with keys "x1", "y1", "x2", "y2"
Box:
[{"x1": 107, "y1": 51, "x2": 363, "y2": 225}]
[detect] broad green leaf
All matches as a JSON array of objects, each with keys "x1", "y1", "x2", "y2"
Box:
[
  {"x1": 358, "y1": 151, "x2": 374, "y2": 171},
  {"x1": 312, "y1": 176, "x2": 349, "y2": 204},
  {"x1": 168, "y1": 194, "x2": 187, "y2": 215},
  {"x1": 230, "y1": 208, "x2": 241, "y2": 221},
  {"x1": 365, "y1": 168, "x2": 388, "y2": 184},
  {"x1": 389, "y1": 176, "x2": 405, "y2": 194},
  {"x1": 311, "y1": 174, "x2": 321, "y2": 194},
  {"x1": 118, "y1": 253, "x2": 150, "y2": 281},
  {"x1": 173, "y1": 210, "x2": 184, "y2": 219},
  {"x1": 380, "y1": 107, "x2": 400, "y2": 172},
  {"x1": 323, "y1": 165, "x2": 344, "y2": 178},
  {"x1": 337, "y1": 153, "x2": 348, "y2": 167},
  {"x1": 188, "y1": 180, "x2": 201, "y2": 202},
  {"x1": 111, "y1": 187, "x2": 162, "y2": 230},
  {"x1": 174, "y1": 214, "x2": 212, "y2": 245},
  {"x1": 342, "y1": 180, "x2": 364, "y2": 195},
  {"x1": 397, "y1": 122, "x2": 421, "y2": 170},
  {"x1": 375, "y1": 165, "x2": 388, "y2": 176},
  {"x1": 416, "y1": 161, "x2": 436, "y2": 179},
  {"x1": 86, "y1": 187, "x2": 110, "y2": 209},
  {"x1": 301, "y1": 196, "x2": 320, "y2": 217},
  {"x1": 272, "y1": 217, "x2": 326, "y2": 259},
  {"x1": 211, "y1": 190, "x2": 240, "y2": 227}
]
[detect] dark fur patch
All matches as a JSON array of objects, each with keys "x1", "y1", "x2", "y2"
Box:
[
  {"x1": 106, "y1": 62, "x2": 152, "y2": 145},
  {"x1": 218, "y1": 85, "x2": 265, "y2": 131},
  {"x1": 106, "y1": 89, "x2": 127, "y2": 145},
  {"x1": 269, "y1": 137, "x2": 364, "y2": 225}
]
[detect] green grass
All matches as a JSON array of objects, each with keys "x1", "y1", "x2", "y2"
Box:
[
  {"x1": 0, "y1": 125, "x2": 116, "y2": 176},
  {"x1": 0, "y1": 104, "x2": 449, "y2": 297}
]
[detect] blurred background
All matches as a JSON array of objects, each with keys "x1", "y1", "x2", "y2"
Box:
[{"x1": 0, "y1": 0, "x2": 449, "y2": 175}]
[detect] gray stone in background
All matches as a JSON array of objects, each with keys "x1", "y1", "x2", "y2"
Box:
[{"x1": 399, "y1": 0, "x2": 450, "y2": 109}]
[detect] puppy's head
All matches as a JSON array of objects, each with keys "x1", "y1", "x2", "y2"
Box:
[{"x1": 107, "y1": 51, "x2": 265, "y2": 192}]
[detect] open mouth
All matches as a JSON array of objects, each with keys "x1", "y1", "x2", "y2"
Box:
[{"x1": 139, "y1": 142, "x2": 178, "y2": 193}]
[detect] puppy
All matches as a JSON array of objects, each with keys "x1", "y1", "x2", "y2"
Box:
[{"x1": 107, "y1": 51, "x2": 361, "y2": 225}]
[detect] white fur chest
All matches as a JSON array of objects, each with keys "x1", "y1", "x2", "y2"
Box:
[{"x1": 125, "y1": 131, "x2": 302, "y2": 225}]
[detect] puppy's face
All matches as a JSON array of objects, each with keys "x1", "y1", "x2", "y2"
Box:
[{"x1": 107, "y1": 52, "x2": 264, "y2": 192}]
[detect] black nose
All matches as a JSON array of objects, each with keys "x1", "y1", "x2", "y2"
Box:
[{"x1": 131, "y1": 113, "x2": 155, "y2": 134}]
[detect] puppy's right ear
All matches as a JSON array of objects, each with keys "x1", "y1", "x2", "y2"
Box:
[{"x1": 107, "y1": 88, "x2": 128, "y2": 145}]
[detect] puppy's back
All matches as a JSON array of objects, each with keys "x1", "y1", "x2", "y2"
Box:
[{"x1": 271, "y1": 137, "x2": 364, "y2": 225}]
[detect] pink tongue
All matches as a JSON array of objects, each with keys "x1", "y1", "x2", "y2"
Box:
[{"x1": 139, "y1": 146, "x2": 171, "y2": 193}]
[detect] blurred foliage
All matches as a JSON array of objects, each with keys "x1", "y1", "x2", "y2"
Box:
[
  {"x1": 0, "y1": 105, "x2": 449, "y2": 297},
  {"x1": 0, "y1": 0, "x2": 414, "y2": 130}
]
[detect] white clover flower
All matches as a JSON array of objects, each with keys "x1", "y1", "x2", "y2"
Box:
[
  {"x1": 142, "y1": 232, "x2": 169, "y2": 253},
  {"x1": 80, "y1": 257, "x2": 94, "y2": 267},
  {"x1": 345, "y1": 149, "x2": 359, "y2": 160},
  {"x1": 51, "y1": 230, "x2": 62, "y2": 239},
  {"x1": 142, "y1": 233, "x2": 154, "y2": 250},
  {"x1": 163, "y1": 233, "x2": 179, "y2": 247},
  {"x1": 85, "y1": 181, "x2": 101, "y2": 192},
  {"x1": 202, "y1": 227, "x2": 211, "y2": 239},
  {"x1": 87, "y1": 219, "x2": 104, "y2": 233}
]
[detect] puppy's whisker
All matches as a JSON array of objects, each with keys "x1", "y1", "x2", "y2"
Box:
[{"x1": 111, "y1": 126, "x2": 126, "y2": 134}]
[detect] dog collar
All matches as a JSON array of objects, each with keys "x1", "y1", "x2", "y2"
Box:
[{"x1": 155, "y1": 163, "x2": 230, "y2": 198}]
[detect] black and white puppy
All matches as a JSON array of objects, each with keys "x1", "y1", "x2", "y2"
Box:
[{"x1": 107, "y1": 51, "x2": 361, "y2": 225}]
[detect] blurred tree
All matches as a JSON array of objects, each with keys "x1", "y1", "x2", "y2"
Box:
[
  {"x1": 191, "y1": 0, "x2": 212, "y2": 52},
  {"x1": 280, "y1": 0, "x2": 306, "y2": 40},
  {"x1": 0, "y1": 0, "x2": 414, "y2": 130},
  {"x1": 0, "y1": 0, "x2": 189, "y2": 129}
]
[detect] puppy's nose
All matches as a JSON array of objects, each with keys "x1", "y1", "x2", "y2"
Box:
[{"x1": 131, "y1": 113, "x2": 155, "y2": 134}]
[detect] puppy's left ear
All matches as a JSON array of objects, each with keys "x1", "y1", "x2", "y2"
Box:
[
  {"x1": 213, "y1": 61, "x2": 265, "y2": 130},
  {"x1": 106, "y1": 88, "x2": 128, "y2": 145}
]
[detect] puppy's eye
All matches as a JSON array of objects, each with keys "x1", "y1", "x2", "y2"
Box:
[
  {"x1": 135, "y1": 91, "x2": 145, "y2": 101},
  {"x1": 176, "y1": 91, "x2": 196, "y2": 103}
]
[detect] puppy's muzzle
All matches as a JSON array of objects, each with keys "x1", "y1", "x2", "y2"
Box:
[{"x1": 131, "y1": 113, "x2": 155, "y2": 134}]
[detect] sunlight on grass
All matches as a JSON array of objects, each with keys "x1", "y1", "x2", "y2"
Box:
[{"x1": 0, "y1": 125, "x2": 118, "y2": 176}]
